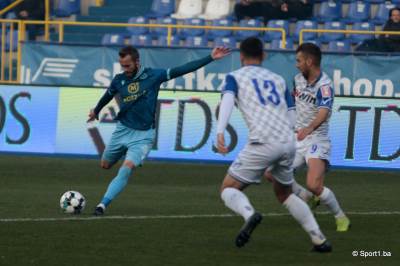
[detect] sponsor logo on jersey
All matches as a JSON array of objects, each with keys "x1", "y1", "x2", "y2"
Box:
[
  {"x1": 128, "y1": 82, "x2": 139, "y2": 94},
  {"x1": 321, "y1": 85, "x2": 332, "y2": 97},
  {"x1": 297, "y1": 91, "x2": 316, "y2": 104}
]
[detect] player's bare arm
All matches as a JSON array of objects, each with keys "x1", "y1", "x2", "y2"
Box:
[
  {"x1": 217, "y1": 133, "x2": 228, "y2": 154},
  {"x1": 297, "y1": 108, "x2": 329, "y2": 141}
]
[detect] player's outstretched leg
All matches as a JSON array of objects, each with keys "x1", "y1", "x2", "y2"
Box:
[
  {"x1": 283, "y1": 193, "x2": 332, "y2": 252},
  {"x1": 274, "y1": 178, "x2": 332, "y2": 252},
  {"x1": 94, "y1": 165, "x2": 133, "y2": 216},
  {"x1": 221, "y1": 186, "x2": 261, "y2": 248},
  {"x1": 306, "y1": 159, "x2": 350, "y2": 231},
  {"x1": 319, "y1": 187, "x2": 351, "y2": 232}
]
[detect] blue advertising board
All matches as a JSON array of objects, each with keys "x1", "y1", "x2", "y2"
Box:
[
  {"x1": 2, "y1": 85, "x2": 398, "y2": 170},
  {"x1": 0, "y1": 85, "x2": 59, "y2": 153},
  {"x1": 21, "y1": 43, "x2": 400, "y2": 98}
]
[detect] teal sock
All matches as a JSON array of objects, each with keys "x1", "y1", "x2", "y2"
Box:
[{"x1": 101, "y1": 166, "x2": 133, "y2": 207}]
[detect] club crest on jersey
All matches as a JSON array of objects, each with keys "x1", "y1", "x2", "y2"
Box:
[
  {"x1": 128, "y1": 82, "x2": 139, "y2": 94},
  {"x1": 321, "y1": 85, "x2": 332, "y2": 97}
]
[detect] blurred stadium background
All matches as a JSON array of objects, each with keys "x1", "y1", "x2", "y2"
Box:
[{"x1": 0, "y1": 0, "x2": 399, "y2": 265}]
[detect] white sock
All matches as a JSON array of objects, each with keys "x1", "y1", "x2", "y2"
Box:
[
  {"x1": 283, "y1": 194, "x2": 326, "y2": 245},
  {"x1": 319, "y1": 187, "x2": 345, "y2": 218},
  {"x1": 292, "y1": 181, "x2": 313, "y2": 201},
  {"x1": 97, "y1": 203, "x2": 106, "y2": 210},
  {"x1": 221, "y1": 187, "x2": 255, "y2": 221}
]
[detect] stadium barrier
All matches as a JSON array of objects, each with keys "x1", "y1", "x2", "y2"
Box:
[
  {"x1": 21, "y1": 43, "x2": 400, "y2": 98},
  {"x1": 0, "y1": 84, "x2": 399, "y2": 170},
  {"x1": 0, "y1": 19, "x2": 22, "y2": 84},
  {"x1": 2, "y1": 18, "x2": 400, "y2": 88},
  {"x1": 0, "y1": 18, "x2": 286, "y2": 84},
  {"x1": 0, "y1": 0, "x2": 24, "y2": 17},
  {"x1": 299, "y1": 28, "x2": 400, "y2": 45},
  {"x1": 0, "y1": 0, "x2": 51, "y2": 84},
  {"x1": 21, "y1": 19, "x2": 287, "y2": 45}
]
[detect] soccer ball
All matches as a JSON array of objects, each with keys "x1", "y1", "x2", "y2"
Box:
[{"x1": 60, "y1": 191, "x2": 86, "y2": 214}]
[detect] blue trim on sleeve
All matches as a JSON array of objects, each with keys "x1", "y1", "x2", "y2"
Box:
[
  {"x1": 222, "y1": 74, "x2": 238, "y2": 96},
  {"x1": 284, "y1": 86, "x2": 295, "y2": 109},
  {"x1": 316, "y1": 86, "x2": 333, "y2": 109}
]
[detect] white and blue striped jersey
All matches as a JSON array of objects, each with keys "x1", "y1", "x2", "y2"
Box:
[
  {"x1": 293, "y1": 71, "x2": 334, "y2": 139},
  {"x1": 220, "y1": 65, "x2": 295, "y2": 143}
]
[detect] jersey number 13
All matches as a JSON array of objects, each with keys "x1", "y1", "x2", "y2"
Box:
[{"x1": 251, "y1": 79, "x2": 280, "y2": 106}]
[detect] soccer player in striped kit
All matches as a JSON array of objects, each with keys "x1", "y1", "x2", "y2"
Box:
[
  {"x1": 216, "y1": 37, "x2": 331, "y2": 252},
  {"x1": 290, "y1": 43, "x2": 351, "y2": 232}
]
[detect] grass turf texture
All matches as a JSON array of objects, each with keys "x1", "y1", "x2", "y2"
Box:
[{"x1": 0, "y1": 155, "x2": 399, "y2": 265}]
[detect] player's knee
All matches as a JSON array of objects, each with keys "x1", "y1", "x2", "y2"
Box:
[
  {"x1": 274, "y1": 185, "x2": 292, "y2": 203},
  {"x1": 122, "y1": 160, "x2": 136, "y2": 169},
  {"x1": 100, "y1": 161, "x2": 111, "y2": 169},
  {"x1": 220, "y1": 174, "x2": 244, "y2": 193},
  {"x1": 220, "y1": 182, "x2": 231, "y2": 194},
  {"x1": 276, "y1": 193, "x2": 290, "y2": 204},
  {"x1": 263, "y1": 171, "x2": 274, "y2": 183},
  {"x1": 306, "y1": 180, "x2": 323, "y2": 195}
]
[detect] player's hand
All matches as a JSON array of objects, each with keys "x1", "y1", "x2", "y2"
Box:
[
  {"x1": 297, "y1": 126, "x2": 313, "y2": 141},
  {"x1": 217, "y1": 133, "x2": 229, "y2": 154},
  {"x1": 87, "y1": 109, "x2": 98, "y2": 123},
  {"x1": 211, "y1": 46, "x2": 231, "y2": 60}
]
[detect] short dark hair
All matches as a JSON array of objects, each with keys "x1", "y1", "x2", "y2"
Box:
[
  {"x1": 296, "y1": 43, "x2": 321, "y2": 66},
  {"x1": 239, "y1": 37, "x2": 264, "y2": 59},
  {"x1": 119, "y1": 45, "x2": 139, "y2": 60},
  {"x1": 389, "y1": 7, "x2": 400, "y2": 17}
]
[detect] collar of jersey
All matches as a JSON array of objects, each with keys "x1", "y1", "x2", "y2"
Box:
[
  {"x1": 125, "y1": 66, "x2": 145, "y2": 80},
  {"x1": 245, "y1": 64, "x2": 262, "y2": 67},
  {"x1": 306, "y1": 71, "x2": 323, "y2": 87}
]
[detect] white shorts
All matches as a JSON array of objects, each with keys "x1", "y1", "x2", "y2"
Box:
[
  {"x1": 293, "y1": 135, "x2": 331, "y2": 170},
  {"x1": 228, "y1": 140, "x2": 295, "y2": 185}
]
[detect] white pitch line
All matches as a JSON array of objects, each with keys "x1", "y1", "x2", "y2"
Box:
[{"x1": 0, "y1": 211, "x2": 400, "y2": 223}]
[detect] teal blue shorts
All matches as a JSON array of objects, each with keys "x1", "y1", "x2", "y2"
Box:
[{"x1": 102, "y1": 122, "x2": 155, "y2": 167}]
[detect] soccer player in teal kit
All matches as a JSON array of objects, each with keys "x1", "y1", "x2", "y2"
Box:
[{"x1": 87, "y1": 45, "x2": 230, "y2": 215}]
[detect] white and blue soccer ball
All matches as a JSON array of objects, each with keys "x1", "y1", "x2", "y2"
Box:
[{"x1": 60, "y1": 191, "x2": 86, "y2": 214}]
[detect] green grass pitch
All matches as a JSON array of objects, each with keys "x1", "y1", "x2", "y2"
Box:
[{"x1": 0, "y1": 155, "x2": 399, "y2": 266}]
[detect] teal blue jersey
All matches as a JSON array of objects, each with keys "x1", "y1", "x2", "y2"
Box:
[
  {"x1": 94, "y1": 55, "x2": 214, "y2": 130},
  {"x1": 107, "y1": 67, "x2": 167, "y2": 130}
]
